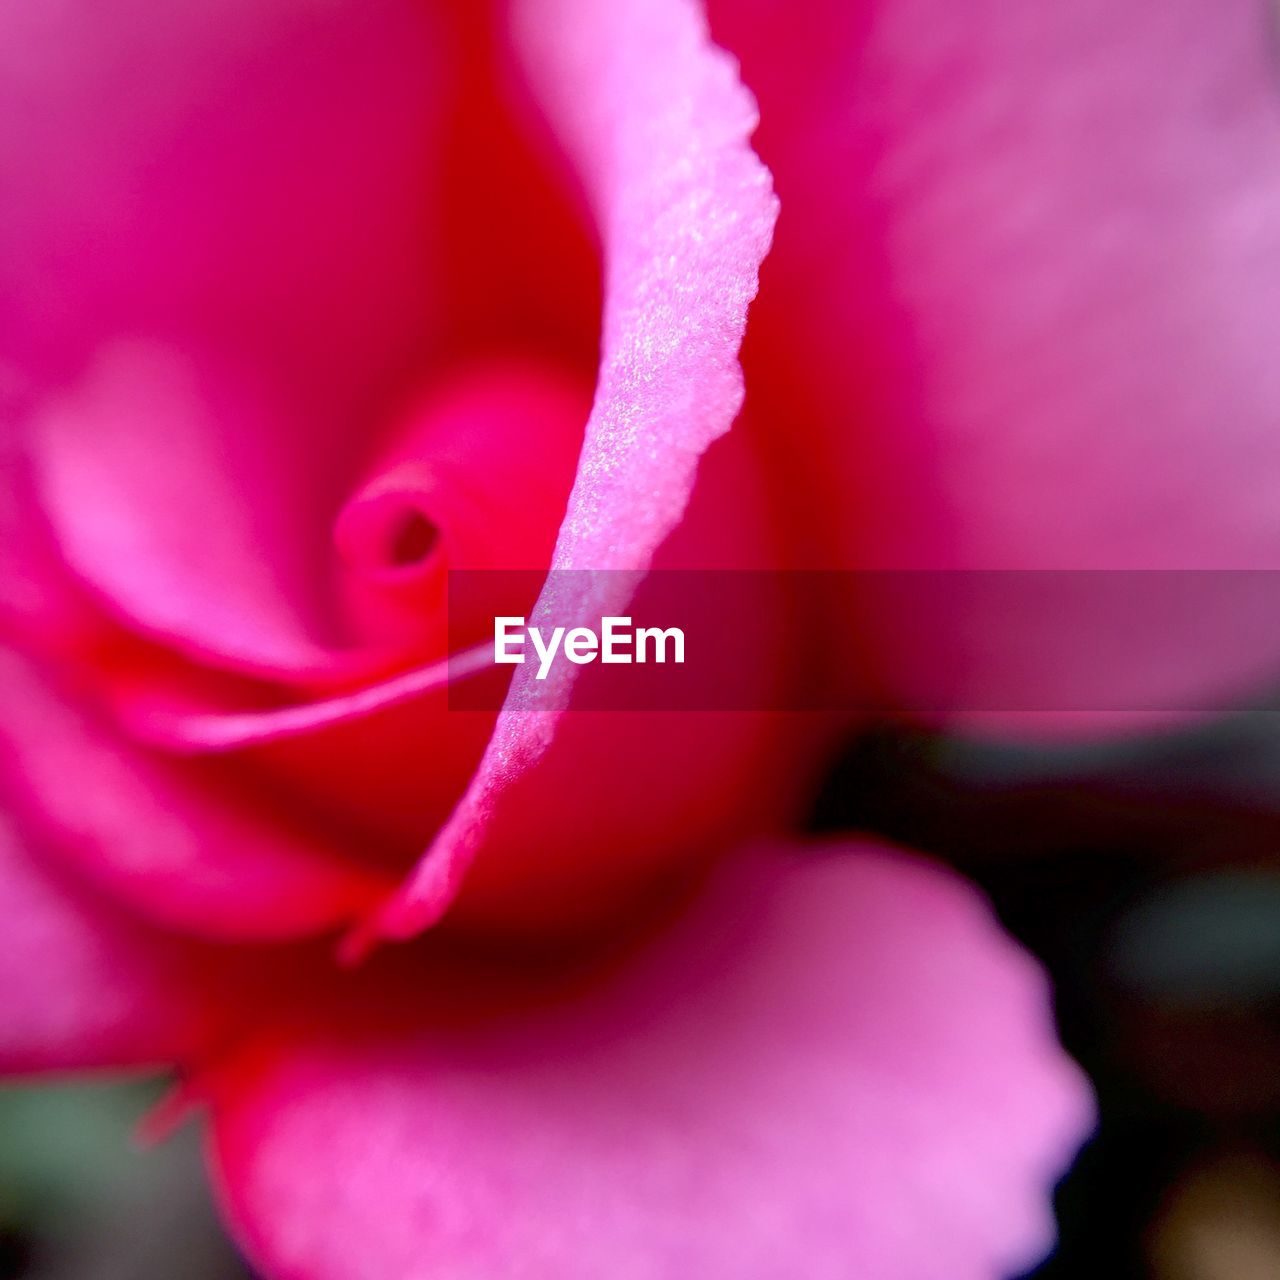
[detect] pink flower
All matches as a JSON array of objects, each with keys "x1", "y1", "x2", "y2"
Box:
[{"x1": 24, "y1": 0, "x2": 1280, "y2": 1272}]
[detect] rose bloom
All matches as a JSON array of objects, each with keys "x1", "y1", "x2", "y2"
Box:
[{"x1": 2, "y1": 0, "x2": 1274, "y2": 1276}]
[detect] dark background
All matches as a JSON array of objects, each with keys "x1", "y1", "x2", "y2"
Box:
[
  {"x1": 10, "y1": 709, "x2": 1280, "y2": 1279},
  {"x1": 818, "y1": 713, "x2": 1280, "y2": 1280}
]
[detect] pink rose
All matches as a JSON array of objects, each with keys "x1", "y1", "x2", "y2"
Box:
[
  {"x1": 1, "y1": 0, "x2": 809, "y2": 944},
  {"x1": 23, "y1": 0, "x2": 1280, "y2": 1274}
]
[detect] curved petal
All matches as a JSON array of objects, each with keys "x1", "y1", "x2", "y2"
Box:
[
  {"x1": 362, "y1": 0, "x2": 780, "y2": 940},
  {"x1": 124, "y1": 658, "x2": 499, "y2": 859},
  {"x1": 209, "y1": 840, "x2": 1092, "y2": 1280},
  {"x1": 31, "y1": 340, "x2": 347, "y2": 677},
  {"x1": 112, "y1": 431, "x2": 807, "y2": 940},
  {"x1": 711, "y1": 0, "x2": 1280, "y2": 726},
  {"x1": 0, "y1": 649, "x2": 390, "y2": 940},
  {"x1": 31, "y1": 346, "x2": 591, "y2": 683}
]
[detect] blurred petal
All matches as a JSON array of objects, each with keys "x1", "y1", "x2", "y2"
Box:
[
  {"x1": 0, "y1": 0, "x2": 445, "y2": 394},
  {"x1": 711, "y1": 0, "x2": 1280, "y2": 725},
  {"x1": 365, "y1": 0, "x2": 779, "y2": 939},
  {"x1": 0, "y1": 648, "x2": 389, "y2": 940},
  {"x1": 210, "y1": 841, "x2": 1092, "y2": 1280},
  {"x1": 0, "y1": 813, "x2": 211, "y2": 1072},
  {"x1": 31, "y1": 341, "x2": 347, "y2": 677},
  {"x1": 0, "y1": 427, "x2": 106, "y2": 654}
]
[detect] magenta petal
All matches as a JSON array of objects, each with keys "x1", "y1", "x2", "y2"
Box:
[
  {"x1": 367, "y1": 0, "x2": 779, "y2": 939},
  {"x1": 210, "y1": 841, "x2": 1092, "y2": 1280},
  {"x1": 1, "y1": 0, "x2": 445, "y2": 393},
  {"x1": 0, "y1": 431, "x2": 104, "y2": 653},
  {"x1": 0, "y1": 813, "x2": 210, "y2": 1072},
  {"x1": 0, "y1": 648, "x2": 389, "y2": 940}
]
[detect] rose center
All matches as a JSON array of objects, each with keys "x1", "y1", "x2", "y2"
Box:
[
  {"x1": 386, "y1": 508, "x2": 439, "y2": 568},
  {"x1": 334, "y1": 490, "x2": 443, "y2": 581}
]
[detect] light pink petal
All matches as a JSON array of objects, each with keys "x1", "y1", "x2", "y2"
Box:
[
  {"x1": 0, "y1": 812, "x2": 214, "y2": 1072},
  {"x1": 30, "y1": 340, "x2": 349, "y2": 677},
  {"x1": 362, "y1": 0, "x2": 779, "y2": 940},
  {"x1": 0, "y1": 648, "x2": 390, "y2": 940},
  {"x1": 209, "y1": 840, "x2": 1092, "y2": 1280},
  {"x1": 711, "y1": 0, "x2": 1280, "y2": 725}
]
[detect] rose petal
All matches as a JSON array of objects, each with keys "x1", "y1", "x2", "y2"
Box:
[
  {"x1": 0, "y1": 0, "x2": 445, "y2": 392},
  {"x1": 0, "y1": 648, "x2": 390, "y2": 940},
  {"x1": 364, "y1": 0, "x2": 779, "y2": 940},
  {"x1": 0, "y1": 427, "x2": 106, "y2": 655},
  {"x1": 0, "y1": 812, "x2": 212, "y2": 1072},
  {"x1": 711, "y1": 0, "x2": 1280, "y2": 726},
  {"x1": 209, "y1": 840, "x2": 1092, "y2": 1280},
  {"x1": 31, "y1": 340, "x2": 350, "y2": 677}
]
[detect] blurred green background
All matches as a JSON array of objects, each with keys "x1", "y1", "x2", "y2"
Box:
[{"x1": 0, "y1": 1083, "x2": 251, "y2": 1279}]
